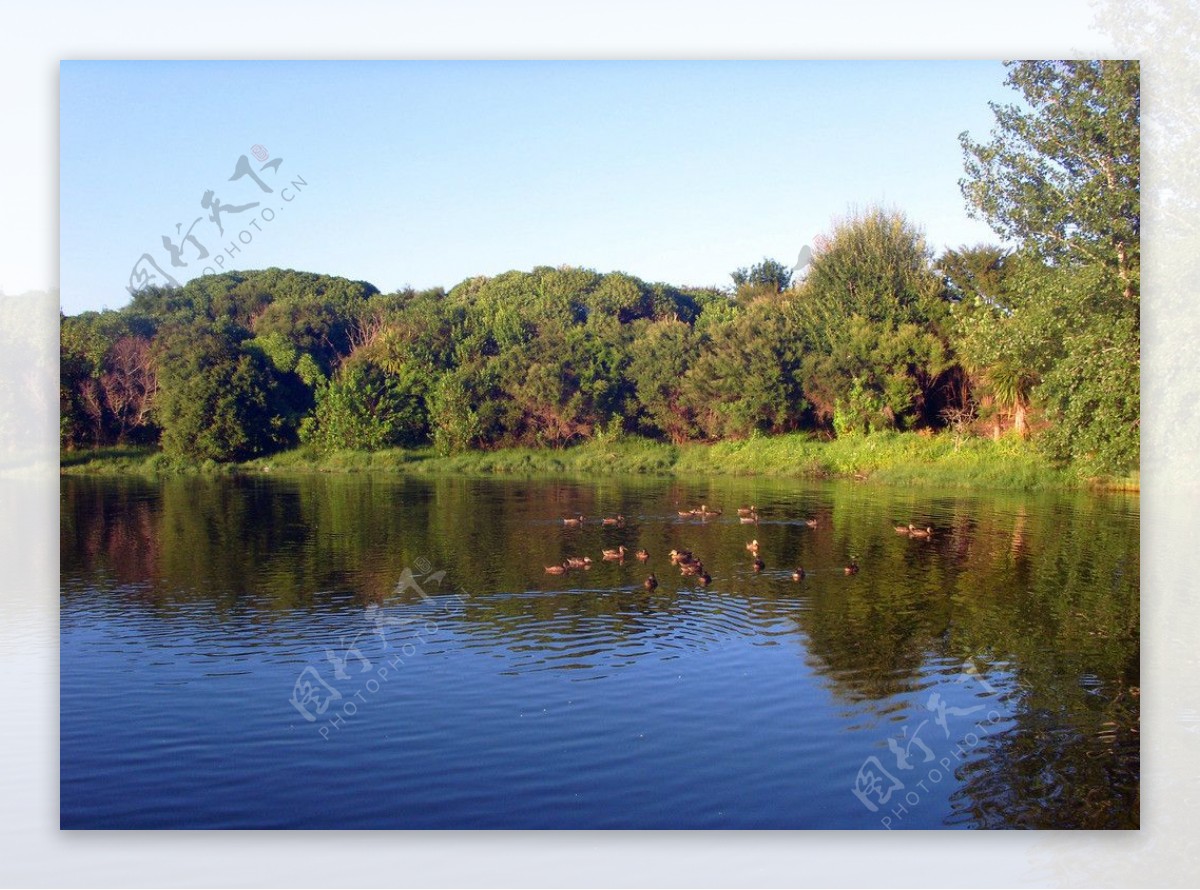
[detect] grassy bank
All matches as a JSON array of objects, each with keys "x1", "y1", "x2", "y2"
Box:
[{"x1": 61, "y1": 432, "x2": 1139, "y2": 492}]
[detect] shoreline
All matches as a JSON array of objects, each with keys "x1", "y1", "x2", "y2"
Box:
[{"x1": 60, "y1": 432, "x2": 1140, "y2": 493}]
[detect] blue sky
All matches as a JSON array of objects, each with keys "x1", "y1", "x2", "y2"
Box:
[{"x1": 60, "y1": 60, "x2": 1011, "y2": 314}]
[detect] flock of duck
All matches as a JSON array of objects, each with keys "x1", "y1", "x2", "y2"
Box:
[{"x1": 544, "y1": 504, "x2": 937, "y2": 588}]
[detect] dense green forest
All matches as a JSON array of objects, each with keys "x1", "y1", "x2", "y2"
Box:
[{"x1": 61, "y1": 61, "x2": 1139, "y2": 477}]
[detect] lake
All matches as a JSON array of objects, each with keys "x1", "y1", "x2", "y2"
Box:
[{"x1": 60, "y1": 474, "x2": 1139, "y2": 829}]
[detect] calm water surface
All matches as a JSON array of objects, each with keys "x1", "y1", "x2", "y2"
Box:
[{"x1": 60, "y1": 475, "x2": 1139, "y2": 828}]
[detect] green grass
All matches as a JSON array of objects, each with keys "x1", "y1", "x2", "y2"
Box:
[
  {"x1": 61, "y1": 445, "x2": 160, "y2": 474},
  {"x1": 236, "y1": 437, "x2": 681, "y2": 477},
  {"x1": 671, "y1": 431, "x2": 1076, "y2": 489},
  {"x1": 61, "y1": 445, "x2": 242, "y2": 476},
  {"x1": 63, "y1": 431, "x2": 1138, "y2": 491}
]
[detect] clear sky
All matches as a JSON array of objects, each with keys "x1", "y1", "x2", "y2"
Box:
[{"x1": 60, "y1": 60, "x2": 1011, "y2": 315}]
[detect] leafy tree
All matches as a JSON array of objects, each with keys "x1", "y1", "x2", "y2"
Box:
[
  {"x1": 684, "y1": 299, "x2": 808, "y2": 439},
  {"x1": 60, "y1": 313, "x2": 158, "y2": 448},
  {"x1": 429, "y1": 369, "x2": 482, "y2": 456},
  {"x1": 730, "y1": 257, "x2": 793, "y2": 304},
  {"x1": 960, "y1": 60, "x2": 1140, "y2": 472},
  {"x1": 795, "y1": 208, "x2": 954, "y2": 432},
  {"x1": 301, "y1": 358, "x2": 429, "y2": 453},
  {"x1": 154, "y1": 323, "x2": 288, "y2": 462},
  {"x1": 937, "y1": 244, "x2": 1011, "y2": 305},
  {"x1": 490, "y1": 322, "x2": 602, "y2": 447},
  {"x1": 99, "y1": 335, "x2": 158, "y2": 444},
  {"x1": 939, "y1": 245, "x2": 1033, "y2": 436},
  {"x1": 627, "y1": 319, "x2": 700, "y2": 443},
  {"x1": 960, "y1": 60, "x2": 1139, "y2": 302},
  {"x1": 1030, "y1": 263, "x2": 1140, "y2": 473},
  {"x1": 61, "y1": 313, "x2": 114, "y2": 448},
  {"x1": 584, "y1": 271, "x2": 654, "y2": 329}
]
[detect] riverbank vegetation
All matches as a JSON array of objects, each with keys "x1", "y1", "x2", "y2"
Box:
[
  {"x1": 60, "y1": 431, "x2": 1138, "y2": 492},
  {"x1": 61, "y1": 62, "x2": 1139, "y2": 482}
]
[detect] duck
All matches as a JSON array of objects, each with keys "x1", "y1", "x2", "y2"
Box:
[
  {"x1": 565, "y1": 556, "x2": 592, "y2": 568},
  {"x1": 746, "y1": 539, "x2": 760, "y2": 554},
  {"x1": 680, "y1": 560, "x2": 704, "y2": 576},
  {"x1": 644, "y1": 574, "x2": 658, "y2": 590},
  {"x1": 804, "y1": 518, "x2": 819, "y2": 528},
  {"x1": 694, "y1": 504, "x2": 722, "y2": 518},
  {"x1": 601, "y1": 545, "x2": 627, "y2": 561},
  {"x1": 669, "y1": 549, "x2": 694, "y2": 565},
  {"x1": 752, "y1": 557, "x2": 765, "y2": 572},
  {"x1": 697, "y1": 571, "x2": 712, "y2": 586},
  {"x1": 894, "y1": 524, "x2": 912, "y2": 534},
  {"x1": 791, "y1": 567, "x2": 806, "y2": 581},
  {"x1": 908, "y1": 525, "x2": 934, "y2": 538},
  {"x1": 545, "y1": 563, "x2": 568, "y2": 575},
  {"x1": 635, "y1": 549, "x2": 650, "y2": 562},
  {"x1": 737, "y1": 505, "x2": 757, "y2": 517},
  {"x1": 563, "y1": 514, "x2": 585, "y2": 526},
  {"x1": 844, "y1": 561, "x2": 859, "y2": 575},
  {"x1": 601, "y1": 515, "x2": 625, "y2": 527},
  {"x1": 677, "y1": 509, "x2": 695, "y2": 518}
]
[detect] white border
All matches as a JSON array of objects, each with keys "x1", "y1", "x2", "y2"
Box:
[{"x1": 2, "y1": 1, "x2": 1193, "y2": 886}]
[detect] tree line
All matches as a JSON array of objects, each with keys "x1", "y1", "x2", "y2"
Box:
[{"x1": 61, "y1": 61, "x2": 1139, "y2": 475}]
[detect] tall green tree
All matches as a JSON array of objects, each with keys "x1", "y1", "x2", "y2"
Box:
[
  {"x1": 959, "y1": 60, "x2": 1140, "y2": 473},
  {"x1": 960, "y1": 60, "x2": 1139, "y2": 301},
  {"x1": 795, "y1": 208, "x2": 954, "y2": 433}
]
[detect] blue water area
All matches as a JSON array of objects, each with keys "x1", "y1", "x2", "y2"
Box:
[{"x1": 60, "y1": 475, "x2": 1139, "y2": 829}]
